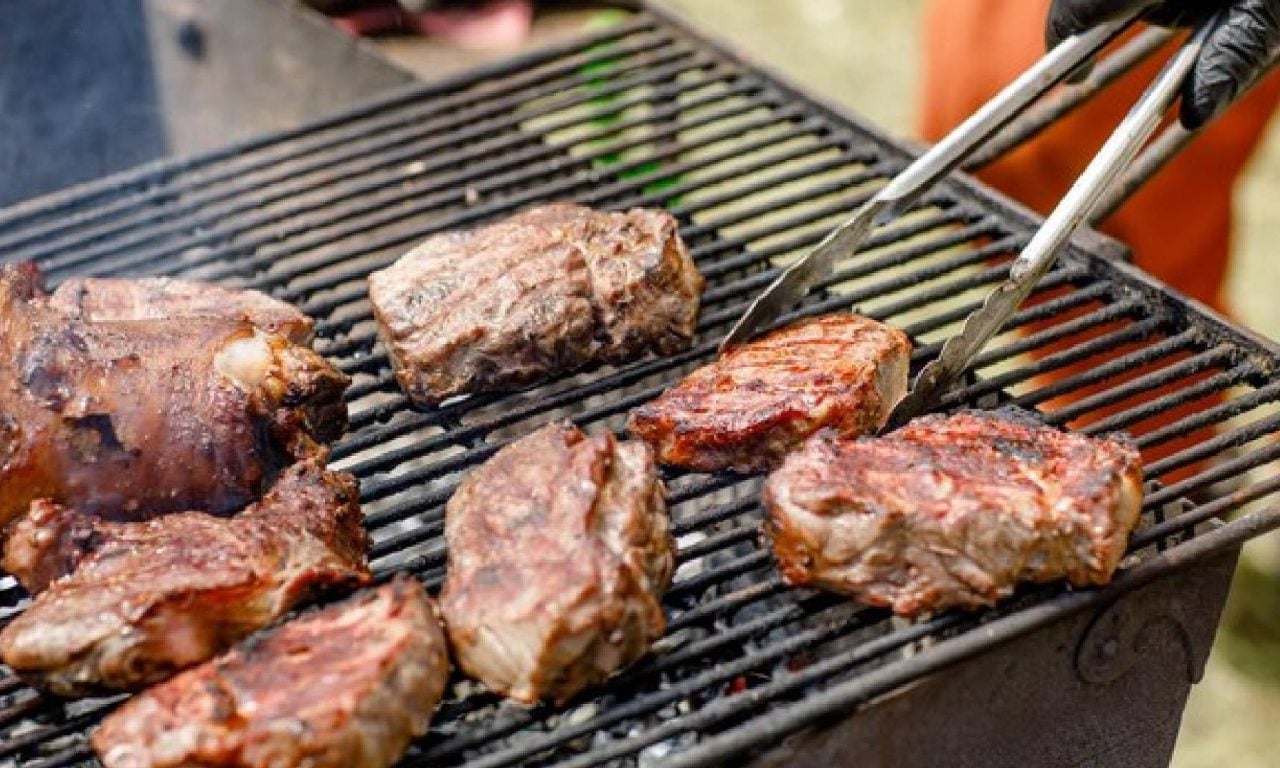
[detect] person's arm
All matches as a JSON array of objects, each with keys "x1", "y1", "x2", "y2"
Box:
[{"x1": 1047, "y1": 0, "x2": 1280, "y2": 128}]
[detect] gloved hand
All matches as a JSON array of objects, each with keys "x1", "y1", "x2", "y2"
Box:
[{"x1": 1046, "y1": 0, "x2": 1280, "y2": 128}]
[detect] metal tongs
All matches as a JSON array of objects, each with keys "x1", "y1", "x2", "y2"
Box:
[{"x1": 720, "y1": 9, "x2": 1219, "y2": 431}]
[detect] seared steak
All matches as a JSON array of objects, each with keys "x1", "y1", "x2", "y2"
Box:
[
  {"x1": 48, "y1": 276, "x2": 314, "y2": 343},
  {"x1": 0, "y1": 263, "x2": 348, "y2": 527},
  {"x1": 441, "y1": 421, "x2": 674, "y2": 704},
  {"x1": 0, "y1": 458, "x2": 370, "y2": 696},
  {"x1": 368, "y1": 204, "x2": 703, "y2": 405},
  {"x1": 763, "y1": 409, "x2": 1144, "y2": 616},
  {"x1": 93, "y1": 577, "x2": 448, "y2": 768},
  {"x1": 629, "y1": 313, "x2": 910, "y2": 473}
]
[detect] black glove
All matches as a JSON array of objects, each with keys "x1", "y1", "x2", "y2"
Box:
[{"x1": 1046, "y1": 0, "x2": 1280, "y2": 129}]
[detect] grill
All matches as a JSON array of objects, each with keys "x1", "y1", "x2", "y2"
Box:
[{"x1": 3, "y1": 4, "x2": 1280, "y2": 766}]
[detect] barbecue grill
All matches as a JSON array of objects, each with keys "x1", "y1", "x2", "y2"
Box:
[{"x1": 2, "y1": 3, "x2": 1279, "y2": 766}]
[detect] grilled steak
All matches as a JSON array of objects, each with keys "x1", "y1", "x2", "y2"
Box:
[
  {"x1": 441, "y1": 421, "x2": 674, "y2": 704},
  {"x1": 368, "y1": 204, "x2": 703, "y2": 405},
  {"x1": 0, "y1": 263, "x2": 348, "y2": 526},
  {"x1": 0, "y1": 458, "x2": 370, "y2": 696},
  {"x1": 763, "y1": 409, "x2": 1144, "y2": 616},
  {"x1": 93, "y1": 577, "x2": 447, "y2": 768},
  {"x1": 629, "y1": 313, "x2": 911, "y2": 473},
  {"x1": 48, "y1": 276, "x2": 314, "y2": 343}
]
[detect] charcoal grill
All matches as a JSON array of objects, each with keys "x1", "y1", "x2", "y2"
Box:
[{"x1": 2, "y1": 3, "x2": 1280, "y2": 767}]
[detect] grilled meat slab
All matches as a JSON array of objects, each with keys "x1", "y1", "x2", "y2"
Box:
[
  {"x1": 629, "y1": 313, "x2": 911, "y2": 473},
  {"x1": 93, "y1": 577, "x2": 447, "y2": 768},
  {"x1": 763, "y1": 410, "x2": 1144, "y2": 616},
  {"x1": 48, "y1": 276, "x2": 314, "y2": 343},
  {"x1": 0, "y1": 458, "x2": 370, "y2": 696},
  {"x1": 0, "y1": 263, "x2": 349, "y2": 526},
  {"x1": 368, "y1": 204, "x2": 703, "y2": 405},
  {"x1": 441, "y1": 421, "x2": 674, "y2": 704}
]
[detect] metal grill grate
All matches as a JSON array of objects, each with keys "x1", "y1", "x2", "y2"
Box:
[{"x1": 3, "y1": 5, "x2": 1280, "y2": 766}]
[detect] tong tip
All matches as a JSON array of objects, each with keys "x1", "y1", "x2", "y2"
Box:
[
  {"x1": 718, "y1": 307, "x2": 765, "y2": 353},
  {"x1": 718, "y1": 285, "x2": 788, "y2": 353}
]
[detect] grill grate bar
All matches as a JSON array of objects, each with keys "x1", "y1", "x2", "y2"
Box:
[
  {"x1": 26, "y1": 38, "x2": 706, "y2": 271},
  {"x1": 415, "y1": 598, "x2": 883, "y2": 768},
  {"x1": 278, "y1": 99, "x2": 797, "y2": 297},
  {"x1": 950, "y1": 297, "x2": 1143, "y2": 370},
  {"x1": 639, "y1": 594, "x2": 851, "y2": 677},
  {"x1": 41, "y1": 52, "x2": 749, "y2": 280},
  {"x1": 300, "y1": 134, "x2": 873, "y2": 331},
  {"x1": 1133, "y1": 472, "x2": 1280, "y2": 549},
  {"x1": 5, "y1": 21, "x2": 665, "y2": 261},
  {"x1": 666, "y1": 575, "x2": 787, "y2": 631},
  {"x1": 268, "y1": 110, "x2": 828, "y2": 307},
  {"x1": 900, "y1": 272, "x2": 1107, "y2": 339},
  {"x1": 345, "y1": 351, "x2": 710, "y2": 474},
  {"x1": 1010, "y1": 331, "x2": 1201, "y2": 411},
  {"x1": 344, "y1": 261, "x2": 1090, "y2": 507},
  {"x1": 940, "y1": 320, "x2": 1180, "y2": 407},
  {"x1": 537, "y1": 613, "x2": 964, "y2": 768},
  {"x1": 63, "y1": 55, "x2": 756, "y2": 284},
  {"x1": 350, "y1": 285, "x2": 1105, "y2": 521},
  {"x1": 1045, "y1": 345, "x2": 1236, "y2": 425},
  {"x1": 353, "y1": 259, "x2": 1066, "y2": 507},
  {"x1": 1079, "y1": 364, "x2": 1261, "y2": 435},
  {"x1": 0, "y1": 697, "x2": 122, "y2": 762},
  {"x1": 1136, "y1": 379, "x2": 1280, "y2": 451},
  {"x1": 23, "y1": 750, "x2": 88, "y2": 768},
  {"x1": 668, "y1": 170, "x2": 892, "y2": 250},
  {"x1": 1145, "y1": 410, "x2": 1280, "y2": 481},
  {"x1": 0, "y1": 17, "x2": 659, "y2": 236},
  {"x1": 697, "y1": 206, "x2": 969, "y2": 288},
  {"x1": 330, "y1": 216, "x2": 988, "y2": 417},
  {"x1": 358, "y1": 446, "x2": 752, "y2": 541},
  {"x1": 0, "y1": 695, "x2": 46, "y2": 731},
  {"x1": 318, "y1": 157, "x2": 898, "y2": 361},
  {"x1": 1146, "y1": 439, "x2": 1280, "y2": 510}
]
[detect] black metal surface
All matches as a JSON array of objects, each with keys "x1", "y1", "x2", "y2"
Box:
[
  {"x1": 745, "y1": 549, "x2": 1240, "y2": 768},
  {"x1": 2, "y1": 4, "x2": 1280, "y2": 767}
]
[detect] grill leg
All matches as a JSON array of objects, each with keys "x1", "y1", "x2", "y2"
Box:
[{"x1": 749, "y1": 548, "x2": 1239, "y2": 768}]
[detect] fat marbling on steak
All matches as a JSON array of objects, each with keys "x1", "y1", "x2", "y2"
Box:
[
  {"x1": 763, "y1": 409, "x2": 1144, "y2": 616},
  {"x1": 0, "y1": 457, "x2": 370, "y2": 696},
  {"x1": 48, "y1": 275, "x2": 315, "y2": 343},
  {"x1": 367, "y1": 204, "x2": 703, "y2": 405},
  {"x1": 93, "y1": 577, "x2": 447, "y2": 768},
  {"x1": 441, "y1": 421, "x2": 674, "y2": 704},
  {"x1": 629, "y1": 313, "x2": 911, "y2": 473}
]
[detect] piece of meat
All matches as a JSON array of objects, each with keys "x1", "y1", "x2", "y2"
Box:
[
  {"x1": 629, "y1": 313, "x2": 911, "y2": 473},
  {"x1": 0, "y1": 263, "x2": 349, "y2": 527},
  {"x1": 0, "y1": 458, "x2": 370, "y2": 696},
  {"x1": 48, "y1": 276, "x2": 314, "y2": 343},
  {"x1": 368, "y1": 203, "x2": 703, "y2": 405},
  {"x1": 92, "y1": 576, "x2": 447, "y2": 768},
  {"x1": 441, "y1": 421, "x2": 674, "y2": 704},
  {"x1": 763, "y1": 409, "x2": 1144, "y2": 616}
]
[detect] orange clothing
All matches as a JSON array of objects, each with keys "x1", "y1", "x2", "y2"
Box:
[
  {"x1": 919, "y1": 1, "x2": 1280, "y2": 480},
  {"x1": 920, "y1": 0, "x2": 1280, "y2": 314}
]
